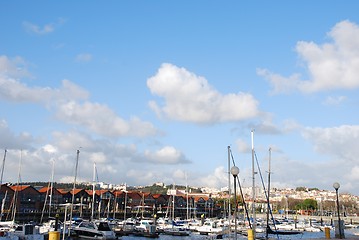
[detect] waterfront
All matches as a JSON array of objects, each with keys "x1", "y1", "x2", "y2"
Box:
[
  {"x1": 118, "y1": 231, "x2": 359, "y2": 239},
  {"x1": 116, "y1": 229, "x2": 359, "y2": 239}
]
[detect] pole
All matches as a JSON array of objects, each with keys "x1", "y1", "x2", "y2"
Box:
[
  {"x1": 49, "y1": 159, "x2": 55, "y2": 218},
  {"x1": 186, "y1": 173, "x2": 189, "y2": 220},
  {"x1": 69, "y1": 149, "x2": 80, "y2": 236},
  {"x1": 233, "y1": 174, "x2": 237, "y2": 240},
  {"x1": 227, "y1": 146, "x2": 232, "y2": 234},
  {"x1": 0, "y1": 149, "x2": 7, "y2": 220},
  {"x1": 92, "y1": 162, "x2": 96, "y2": 220},
  {"x1": 0, "y1": 149, "x2": 6, "y2": 185},
  {"x1": 251, "y1": 130, "x2": 256, "y2": 236},
  {"x1": 336, "y1": 189, "x2": 343, "y2": 239},
  {"x1": 266, "y1": 148, "x2": 271, "y2": 239},
  {"x1": 62, "y1": 205, "x2": 68, "y2": 240},
  {"x1": 124, "y1": 190, "x2": 127, "y2": 220}
]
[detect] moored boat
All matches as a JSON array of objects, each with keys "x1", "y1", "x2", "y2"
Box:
[{"x1": 72, "y1": 220, "x2": 117, "y2": 239}]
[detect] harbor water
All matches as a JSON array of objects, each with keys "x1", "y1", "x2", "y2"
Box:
[{"x1": 115, "y1": 229, "x2": 359, "y2": 239}]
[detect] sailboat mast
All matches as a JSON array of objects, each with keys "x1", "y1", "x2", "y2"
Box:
[
  {"x1": 251, "y1": 130, "x2": 256, "y2": 235},
  {"x1": 266, "y1": 148, "x2": 272, "y2": 239},
  {"x1": 123, "y1": 184, "x2": 127, "y2": 221},
  {"x1": 113, "y1": 192, "x2": 117, "y2": 220},
  {"x1": 70, "y1": 149, "x2": 80, "y2": 227},
  {"x1": 0, "y1": 149, "x2": 7, "y2": 219},
  {"x1": 185, "y1": 173, "x2": 189, "y2": 220},
  {"x1": 13, "y1": 150, "x2": 23, "y2": 222},
  {"x1": 227, "y1": 146, "x2": 231, "y2": 230},
  {"x1": 0, "y1": 149, "x2": 7, "y2": 185},
  {"x1": 92, "y1": 162, "x2": 96, "y2": 220},
  {"x1": 172, "y1": 184, "x2": 175, "y2": 220},
  {"x1": 49, "y1": 159, "x2": 55, "y2": 217}
]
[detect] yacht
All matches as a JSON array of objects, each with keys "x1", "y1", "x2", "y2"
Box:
[
  {"x1": 72, "y1": 220, "x2": 117, "y2": 239},
  {"x1": 196, "y1": 219, "x2": 227, "y2": 235}
]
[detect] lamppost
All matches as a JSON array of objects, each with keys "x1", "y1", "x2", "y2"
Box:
[
  {"x1": 333, "y1": 182, "x2": 343, "y2": 239},
  {"x1": 231, "y1": 166, "x2": 239, "y2": 240}
]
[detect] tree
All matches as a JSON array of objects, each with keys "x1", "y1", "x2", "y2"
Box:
[{"x1": 296, "y1": 198, "x2": 318, "y2": 211}]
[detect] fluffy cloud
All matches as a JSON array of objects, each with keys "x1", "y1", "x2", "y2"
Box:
[
  {"x1": 55, "y1": 101, "x2": 158, "y2": 138},
  {"x1": 144, "y1": 146, "x2": 191, "y2": 164},
  {"x1": 147, "y1": 63, "x2": 259, "y2": 124},
  {"x1": 259, "y1": 20, "x2": 359, "y2": 93}
]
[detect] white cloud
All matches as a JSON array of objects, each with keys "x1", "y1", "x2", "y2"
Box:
[
  {"x1": 0, "y1": 55, "x2": 157, "y2": 138},
  {"x1": 259, "y1": 20, "x2": 359, "y2": 94},
  {"x1": 22, "y1": 18, "x2": 65, "y2": 35},
  {"x1": 55, "y1": 101, "x2": 158, "y2": 138},
  {"x1": 144, "y1": 146, "x2": 191, "y2": 164},
  {"x1": 302, "y1": 125, "x2": 359, "y2": 161},
  {"x1": 89, "y1": 152, "x2": 107, "y2": 164},
  {"x1": 0, "y1": 57, "x2": 88, "y2": 104},
  {"x1": 236, "y1": 139, "x2": 250, "y2": 153},
  {"x1": 41, "y1": 144, "x2": 58, "y2": 154},
  {"x1": 196, "y1": 166, "x2": 227, "y2": 189},
  {"x1": 348, "y1": 166, "x2": 359, "y2": 181},
  {"x1": 322, "y1": 95, "x2": 347, "y2": 106},
  {"x1": 173, "y1": 169, "x2": 186, "y2": 180},
  {"x1": 147, "y1": 63, "x2": 260, "y2": 124},
  {"x1": 76, "y1": 53, "x2": 93, "y2": 63},
  {"x1": 0, "y1": 56, "x2": 29, "y2": 78},
  {"x1": 23, "y1": 21, "x2": 54, "y2": 35},
  {"x1": 0, "y1": 119, "x2": 34, "y2": 150}
]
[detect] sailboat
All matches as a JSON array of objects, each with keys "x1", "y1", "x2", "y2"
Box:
[
  {"x1": 161, "y1": 185, "x2": 190, "y2": 236},
  {"x1": 71, "y1": 160, "x2": 117, "y2": 240},
  {"x1": 264, "y1": 148, "x2": 301, "y2": 237},
  {"x1": 6, "y1": 150, "x2": 44, "y2": 240}
]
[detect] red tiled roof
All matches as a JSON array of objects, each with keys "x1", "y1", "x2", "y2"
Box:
[
  {"x1": 152, "y1": 194, "x2": 162, "y2": 198},
  {"x1": 38, "y1": 187, "x2": 51, "y2": 193},
  {"x1": 70, "y1": 189, "x2": 83, "y2": 195},
  {"x1": 10, "y1": 185, "x2": 31, "y2": 191},
  {"x1": 86, "y1": 190, "x2": 100, "y2": 196},
  {"x1": 57, "y1": 189, "x2": 69, "y2": 194},
  {"x1": 95, "y1": 189, "x2": 112, "y2": 195}
]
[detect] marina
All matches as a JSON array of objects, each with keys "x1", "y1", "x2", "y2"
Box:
[{"x1": 1, "y1": 144, "x2": 359, "y2": 240}]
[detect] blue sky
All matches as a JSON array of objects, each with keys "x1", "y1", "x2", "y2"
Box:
[{"x1": 1, "y1": 1, "x2": 359, "y2": 195}]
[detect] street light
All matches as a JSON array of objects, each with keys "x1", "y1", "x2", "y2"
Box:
[
  {"x1": 333, "y1": 182, "x2": 344, "y2": 239},
  {"x1": 231, "y1": 166, "x2": 239, "y2": 240}
]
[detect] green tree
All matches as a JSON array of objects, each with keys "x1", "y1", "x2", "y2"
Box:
[{"x1": 296, "y1": 198, "x2": 317, "y2": 210}]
